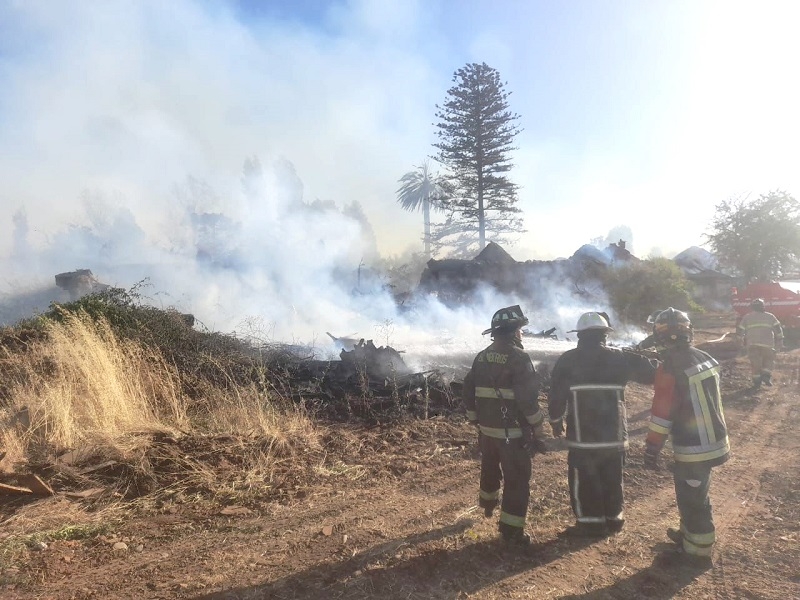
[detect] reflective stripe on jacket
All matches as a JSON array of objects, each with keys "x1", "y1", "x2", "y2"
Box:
[
  {"x1": 462, "y1": 340, "x2": 543, "y2": 439},
  {"x1": 737, "y1": 310, "x2": 783, "y2": 349},
  {"x1": 548, "y1": 342, "x2": 658, "y2": 451},
  {"x1": 647, "y1": 347, "x2": 730, "y2": 466}
]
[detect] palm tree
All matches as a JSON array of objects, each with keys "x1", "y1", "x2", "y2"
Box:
[{"x1": 396, "y1": 160, "x2": 449, "y2": 259}]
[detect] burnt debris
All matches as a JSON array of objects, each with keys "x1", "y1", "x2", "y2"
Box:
[{"x1": 272, "y1": 338, "x2": 457, "y2": 423}]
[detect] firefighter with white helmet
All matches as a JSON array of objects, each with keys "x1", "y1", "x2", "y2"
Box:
[
  {"x1": 645, "y1": 308, "x2": 729, "y2": 565},
  {"x1": 736, "y1": 298, "x2": 783, "y2": 389},
  {"x1": 549, "y1": 312, "x2": 658, "y2": 537},
  {"x1": 462, "y1": 305, "x2": 546, "y2": 548}
]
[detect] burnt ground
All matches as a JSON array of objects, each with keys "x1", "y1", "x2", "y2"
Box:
[{"x1": 1, "y1": 314, "x2": 799, "y2": 599}]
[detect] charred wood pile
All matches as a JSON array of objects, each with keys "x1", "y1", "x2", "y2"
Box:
[
  {"x1": 523, "y1": 327, "x2": 558, "y2": 339},
  {"x1": 267, "y1": 339, "x2": 458, "y2": 423}
]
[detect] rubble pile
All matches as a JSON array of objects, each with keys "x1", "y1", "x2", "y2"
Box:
[
  {"x1": 54, "y1": 269, "x2": 109, "y2": 300},
  {"x1": 274, "y1": 339, "x2": 457, "y2": 422}
]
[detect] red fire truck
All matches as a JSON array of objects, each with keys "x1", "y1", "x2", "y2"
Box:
[{"x1": 731, "y1": 280, "x2": 800, "y2": 344}]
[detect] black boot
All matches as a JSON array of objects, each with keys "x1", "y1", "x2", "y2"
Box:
[
  {"x1": 562, "y1": 522, "x2": 609, "y2": 538},
  {"x1": 666, "y1": 527, "x2": 683, "y2": 544},
  {"x1": 762, "y1": 371, "x2": 773, "y2": 387},
  {"x1": 481, "y1": 500, "x2": 498, "y2": 518},
  {"x1": 751, "y1": 376, "x2": 762, "y2": 390},
  {"x1": 501, "y1": 529, "x2": 531, "y2": 548},
  {"x1": 499, "y1": 522, "x2": 530, "y2": 548},
  {"x1": 607, "y1": 519, "x2": 625, "y2": 534}
]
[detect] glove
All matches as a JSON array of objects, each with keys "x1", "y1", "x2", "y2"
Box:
[
  {"x1": 522, "y1": 426, "x2": 548, "y2": 455},
  {"x1": 530, "y1": 437, "x2": 549, "y2": 455},
  {"x1": 643, "y1": 442, "x2": 661, "y2": 470},
  {"x1": 551, "y1": 420, "x2": 564, "y2": 438}
]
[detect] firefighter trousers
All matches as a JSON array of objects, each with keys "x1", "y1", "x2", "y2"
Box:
[
  {"x1": 673, "y1": 463, "x2": 715, "y2": 557},
  {"x1": 478, "y1": 435, "x2": 531, "y2": 536},
  {"x1": 567, "y1": 450, "x2": 624, "y2": 529},
  {"x1": 747, "y1": 345, "x2": 776, "y2": 373}
]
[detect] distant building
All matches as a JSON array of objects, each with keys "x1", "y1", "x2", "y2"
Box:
[
  {"x1": 672, "y1": 247, "x2": 734, "y2": 308},
  {"x1": 418, "y1": 241, "x2": 638, "y2": 307}
]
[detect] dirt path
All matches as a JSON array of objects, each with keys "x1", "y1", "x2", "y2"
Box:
[{"x1": 2, "y1": 354, "x2": 799, "y2": 600}]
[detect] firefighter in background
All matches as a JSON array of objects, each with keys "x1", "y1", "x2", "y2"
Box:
[
  {"x1": 645, "y1": 308, "x2": 729, "y2": 565},
  {"x1": 462, "y1": 305, "x2": 547, "y2": 548},
  {"x1": 549, "y1": 312, "x2": 658, "y2": 537},
  {"x1": 737, "y1": 298, "x2": 783, "y2": 389},
  {"x1": 635, "y1": 309, "x2": 667, "y2": 353}
]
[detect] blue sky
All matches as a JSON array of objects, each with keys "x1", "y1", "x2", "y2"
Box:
[{"x1": 1, "y1": 0, "x2": 799, "y2": 264}]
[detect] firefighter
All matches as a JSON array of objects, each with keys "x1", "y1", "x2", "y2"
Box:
[
  {"x1": 549, "y1": 312, "x2": 658, "y2": 537},
  {"x1": 635, "y1": 309, "x2": 667, "y2": 352},
  {"x1": 645, "y1": 308, "x2": 729, "y2": 565},
  {"x1": 462, "y1": 305, "x2": 546, "y2": 548},
  {"x1": 736, "y1": 298, "x2": 783, "y2": 389}
]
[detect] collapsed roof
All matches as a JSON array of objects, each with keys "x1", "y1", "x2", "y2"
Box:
[{"x1": 418, "y1": 241, "x2": 637, "y2": 305}]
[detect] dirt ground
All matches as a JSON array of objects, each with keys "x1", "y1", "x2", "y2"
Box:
[{"x1": 2, "y1": 313, "x2": 799, "y2": 599}]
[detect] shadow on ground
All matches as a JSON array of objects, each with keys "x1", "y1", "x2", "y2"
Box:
[
  {"x1": 558, "y1": 542, "x2": 711, "y2": 599},
  {"x1": 192, "y1": 519, "x2": 600, "y2": 600}
]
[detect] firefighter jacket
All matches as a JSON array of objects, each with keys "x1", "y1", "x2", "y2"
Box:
[
  {"x1": 737, "y1": 310, "x2": 783, "y2": 349},
  {"x1": 548, "y1": 341, "x2": 657, "y2": 452},
  {"x1": 462, "y1": 340, "x2": 544, "y2": 440},
  {"x1": 646, "y1": 345, "x2": 729, "y2": 467}
]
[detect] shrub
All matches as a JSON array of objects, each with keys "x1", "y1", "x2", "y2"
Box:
[{"x1": 606, "y1": 258, "x2": 700, "y2": 325}]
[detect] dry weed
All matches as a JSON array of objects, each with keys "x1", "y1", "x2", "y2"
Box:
[
  {"x1": 0, "y1": 305, "x2": 331, "y2": 511},
  {"x1": 0, "y1": 497, "x2": 123, "y2": 570},
  {"x1": 2, "y1": 311, "x2": 187, "y2": 460}
]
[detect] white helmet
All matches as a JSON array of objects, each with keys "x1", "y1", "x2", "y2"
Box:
[{"x1": 568, "y1": 312, "x2": 613, "y2": 333}]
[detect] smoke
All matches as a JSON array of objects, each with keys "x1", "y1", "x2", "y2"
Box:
[
  {"x1": 1, "y1": 151, "x2": 645, "y2": 372},
  {"x1": 0, "y1": 1, "x2": 650, "y2": 370},
  {"x1": 1, "y1": 144, "x2": 647, "y2": 379}
]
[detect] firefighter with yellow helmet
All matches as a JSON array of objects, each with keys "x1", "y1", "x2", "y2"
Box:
[
  {"x1": 462, "y1": 305, "x2": 546, "y2": 548},
  {"x1": 736, "y1": 298, "x2": 783, "y2": 389},
  {"x1": 645, "y1": 308, "x2": 729, "y2": 565}
]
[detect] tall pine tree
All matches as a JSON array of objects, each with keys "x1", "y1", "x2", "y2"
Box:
[{"x1": 433, "y1": 62, "x2": 523, "y2": 256}]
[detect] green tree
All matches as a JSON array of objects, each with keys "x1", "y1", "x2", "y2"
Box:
[
  {"x1": 706, "y1": 190, "x2": 800, "y2": 280},
  {"x1": 606, "y1": 258, "x2": 698, "y2": 324},
  {"x1": 433, "y1": 62, "x2": 523, "y2": 256},
  {"x1": 396, "y1": 160, "x2": 448, "y2": 259}
]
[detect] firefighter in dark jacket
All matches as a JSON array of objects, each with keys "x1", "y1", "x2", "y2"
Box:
[
  {"x1": 462, "y1": 305, "x2": 546, "y2": 547},
  {"x1": 645, "y1": 308, "x2": 729, "y2": 564},
  {"x1": 549, "y1": 312, "x2": 658, "y2": 537}
]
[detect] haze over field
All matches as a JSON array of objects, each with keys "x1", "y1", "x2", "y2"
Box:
[{"x1": 1, "y1": 0, "x2": 796, "y2": 346}]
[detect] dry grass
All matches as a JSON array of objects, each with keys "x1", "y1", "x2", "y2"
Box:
[
  {"x1": 205, "y1": 383, "x2": 314, "y2": 438},
  {"x1": 0, "y1": 310, "x2": 324, "y2": 493},
  {"x1": 0, "y1": 303, "x2": 347, "y2": 557},
  {"x1": 0, "y1": 497, "x2": 123, "y2": 572},
  {"x1": 1, "y1": 311, "x2": 187, "y2": 462}
]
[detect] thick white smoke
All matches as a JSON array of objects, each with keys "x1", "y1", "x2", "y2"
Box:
[{"x1": 0, "y1": 1, "x2": 649, "y2": 371}]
